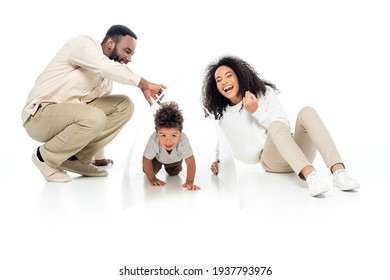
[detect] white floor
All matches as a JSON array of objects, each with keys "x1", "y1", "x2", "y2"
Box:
[{"x1": 2, "y1": 82, "x2": 389, "y2": 280}]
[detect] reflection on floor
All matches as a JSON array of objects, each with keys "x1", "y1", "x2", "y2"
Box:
[{"x1": 2, "y1": 84, "x2": 389, "y2": 280}]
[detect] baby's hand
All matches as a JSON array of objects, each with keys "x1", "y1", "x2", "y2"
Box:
[
  {"x1": 243, "y1": 91, "x2": 258, "y2": 113},
  {"x1": 182, "y1": 182, "x2": 201, "y2": 191},
  {"x1": 150, "y1": 178, "x2": 166, "y2": 186},
  {"x1": 211, "y1": 160, "x2": 219, "y2": 175}
]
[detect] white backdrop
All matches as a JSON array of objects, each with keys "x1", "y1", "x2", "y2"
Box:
[{"x1": 1, "y1": 0, "x2": 389, "y2": 279}]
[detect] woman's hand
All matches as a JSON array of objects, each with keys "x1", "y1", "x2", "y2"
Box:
[
  {"x1": 243, "y1": 91, "x2": 258, "y2": 113},
  {"x1": 211, "y1": 160, "x2": 219, "y2": 175}
]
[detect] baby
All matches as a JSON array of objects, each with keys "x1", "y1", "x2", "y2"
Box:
[{"x1": 142, "y1": 101, "x2": 200, "y2": 190}]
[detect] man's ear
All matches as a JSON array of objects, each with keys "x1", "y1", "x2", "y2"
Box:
[{"x1": 107, "y1": 38, "x2": 116, "y2": 51}]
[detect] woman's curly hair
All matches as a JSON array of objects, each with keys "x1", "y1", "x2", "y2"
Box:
[
  {"x1": 154, "y1": 101, "x2": 184, "y2": 131},
  {"x1": 201, "y1": 55, "x2": 277, "y2": 120}
]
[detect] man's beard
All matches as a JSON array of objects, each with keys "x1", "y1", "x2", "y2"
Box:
[{"x1": 109, "y1": 46, "x2": 120, "y2": 62}]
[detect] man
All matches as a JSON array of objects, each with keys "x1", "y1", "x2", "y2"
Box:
[{"x1": 22, "y1": 25, "x2": 166, "y2": 182}]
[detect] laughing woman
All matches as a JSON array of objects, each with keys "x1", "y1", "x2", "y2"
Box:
[{"x1": 201, "y1": 55, "x2": 359, "y2": 197}]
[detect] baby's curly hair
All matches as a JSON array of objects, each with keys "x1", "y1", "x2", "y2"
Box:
[{"x1": 154, "y1": 101, "x2": 184, "y2": 131}]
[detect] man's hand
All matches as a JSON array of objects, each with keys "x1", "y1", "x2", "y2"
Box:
[
  {"x1": 92, "y1": 158, "x2": 113, "y2": 166},
  {"x1": 138, "y1": 78, "x2": 166, "y2": 106}
]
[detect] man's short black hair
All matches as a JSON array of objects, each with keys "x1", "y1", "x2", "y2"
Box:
[{"x1": 102, "y1": 24, "x2": 137, "y2": 43}]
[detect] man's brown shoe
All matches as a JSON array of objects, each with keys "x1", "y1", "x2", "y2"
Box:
[{"x1": 61, "y1": 159, "x2": 108, "y2": 177}]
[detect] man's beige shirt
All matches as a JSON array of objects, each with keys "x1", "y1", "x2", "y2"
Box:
[{"x1": 21, "y1": 35, "x2": 141, "y2": 124}]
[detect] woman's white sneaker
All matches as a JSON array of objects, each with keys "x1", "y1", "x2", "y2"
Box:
[
  {"x1": 333, "y1": 169, "x2": 360, "y2": 191},
  {"x1": 306, "y1": 171, "x2": 330, "y2": 197}
]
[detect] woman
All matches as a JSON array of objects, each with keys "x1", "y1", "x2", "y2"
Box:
[{"x1": 201, "y1": 55, "x2": 359, "y2": 197}]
